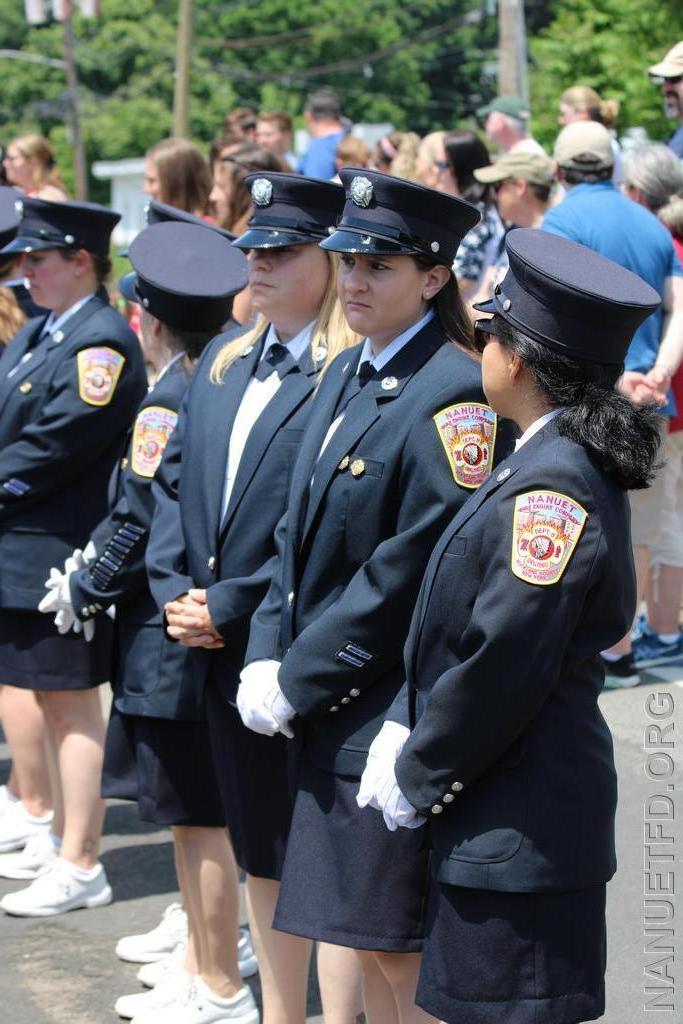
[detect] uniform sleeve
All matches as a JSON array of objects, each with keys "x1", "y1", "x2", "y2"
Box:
[
  {"x1": 241, "y1": 510, "x2": 288, "y2": 660},
  {"x1": 277, "y1": 386, "x2": 496, "y2": 718},
  {"x1": 0, "y1": 339, "x2": 143, "y2": 520},
  {"x1": 69, "y1": 396, "x2": 182, "y2": 619},
  {"x1": 145, "y1": 392, "x2": 195, "y2": 612},
  {"x1": 395, "y1": 481, "x2": 603, "y2": 815},
  {"x1": 206, "y1": 514, "x2": 286, "y2": 643}
]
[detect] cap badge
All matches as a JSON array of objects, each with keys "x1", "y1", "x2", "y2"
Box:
[
  {"x1": 361, "y1": 235, "x2": 372, "y2": 245},
  {"x1": 430, "y1": 241, "x2": 440, "y2": 253},
  {"x1": 251, "y1": 178, "x2": 273, "y2": 206},
  {"x1": 381, "y1": 376, "x2": 398, "y2": 390},
  {"x1": 349, "y1": 176, "x2": 374, "y2": 208}
]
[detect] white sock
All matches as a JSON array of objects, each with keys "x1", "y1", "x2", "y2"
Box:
[
  {"x1": 57, "y1": 857, "x2": 99, "y2": 881},
  {"x1": 197, "y1": 978, "x2": 246, "y2": 1006},
  {"x1": 601, "y1": 651, "x2": 623, "y2": 663},
  {"x1": 657, "y1": 632, "x2": 679, "y2": 644},
  {"x1": 49, "y1": 833, "x2": 62, "y2": 851},
  {"x1": 22, "y1": 806, "x2": 53, "y2": 825}
]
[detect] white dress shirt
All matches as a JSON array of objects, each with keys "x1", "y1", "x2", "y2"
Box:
[
  {"x1": 514, "y1": 408, "x2": 562, "y2": 452},
  {"x1": 220, "y1": 322, "x2": 313, "y2": 520},
  {"x1": 41, "y1": 292, "x2": 95, "y2": 338}
]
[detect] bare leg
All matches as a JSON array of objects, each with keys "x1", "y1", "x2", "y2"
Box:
[
  {"x1": 605, "y1": 544, "x2": 651, "y2": 656},
  {"x1": 172, "y1": 827, "x2": 199, "y2": 976},
  {"x1": 173, "y1": 825, "x2": 242, "y2": 998},
  {"x1": 648, "y1": 564, "x2": 683, "y2": 635},
  {"x1": 317, "y1": 942, "x2": 365, "y2": 1024},
  {"x1": 374, "y1": 952, "x2": 438, "y2": 1024},
  {"x1": 42, "y1": 719, "x2": 64, "y2": 839},
  {"x1": 355, "y1": 950, "x2": 399, "y2": 1024},
  {"x1": 38, "y1": 687, "x2": 105, "y2": 868},
  {"x1": 246, "y1": 874, "x2": 312, "y2": 1024},
  {"x1": 0, "y1": 685, "x2": 53, "y2": 816}
]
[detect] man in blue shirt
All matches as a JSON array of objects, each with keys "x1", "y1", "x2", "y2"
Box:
[
  {"x1": 297, "y1": 88, "x2": 346, "y2": 179},
  {"x1": 543, "y1": 120, "x2": 683, "y2": 685},
  {"x1": 648, "y1": 42, "x2": 683, "y2": 159}
]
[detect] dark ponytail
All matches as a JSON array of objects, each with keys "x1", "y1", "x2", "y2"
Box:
[{"x1": 492, "y1": 315, "x2": 662, "y2": 490}]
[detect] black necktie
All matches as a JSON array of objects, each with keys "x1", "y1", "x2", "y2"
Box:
[
  {"x1": 334, "y1": 361, "x2": 375, "y2": 416},
  {"x1": 253, "y1": 342, "x2": 298, "y2": 382}
]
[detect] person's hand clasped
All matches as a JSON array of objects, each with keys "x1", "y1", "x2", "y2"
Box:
[
  {"x1": 357, "y1": 720, "x2": 426, "y2": 832},
  {"x1": 236, "y1": 660, "x2": 295, "y2": 739},
  {"x1": 164, "y1": 589, "x2": 225, "y2": 648},
  {"x1": 38, "y1": 549, "x2": 95, "y2": 641},
  {"x1": 618, "y1": 370, "x2": 667, "y2": 407}
]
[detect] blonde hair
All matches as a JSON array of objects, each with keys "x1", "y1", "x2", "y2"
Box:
[
  {"x1": 210, "y1": 253, "x2": 357, "y2": 384},
  {"x1": 417, "y1": 131, "x2": 445, "y2": 167},
  {"x1": 146, "y1": 138, "x2": 212, "y2": 214},
  {"x1": 389, "y1": 133, "x2": 421, "y2": 181},
  {"x1": 0, "y1": 287, "x2": 26, "y2": 346},
  {"x1": 10, "y1": 133, "x2": 66, "y2": 194},
  {"x1": 560, "y1": 87, "x2": 620, "y2": 130}
]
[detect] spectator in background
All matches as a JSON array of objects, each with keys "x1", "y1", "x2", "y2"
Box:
[
  {"x1": 437, "y1": 130, "x2": 504, "y2": 300},
  {"x1": 223, "y1": 107, "x2": 258, "y2": 144},
  {"x1": 415, "y1": 130, "x2": 446, "y2": 189},
  {"x1": 334, "y1": 135, "x2": 371, "y2": 174},
  {"x1": 543, "y1": 120, "x2": 683, "y2": 685},
  {"x1": 297, "y1": 88, "x2": 346, "y2": 179},
  {"x1": 2, "y1": 134, "x2": 67, "y2": 201},
  {"x1": 648, "y1": 42, "x2": 683, "y2": 158},
  {"x1": 371, "y1": 130, "x2": 421, "y2": 180},
  {"x1": 621, "y1": 143, "x2": 683, "y2": 667},
  {"x1": 558, "y1": 85, "x2": 622, "y2": 183},
  {"x1": 477, "y1": 95, "x2": 546, "y2": 156},
  {"x1": 256, "y1": 110, "x2": 296, "y2": 168},
  {"x1": 143, "y1": 138, "x2": 212, "y2": 218}
]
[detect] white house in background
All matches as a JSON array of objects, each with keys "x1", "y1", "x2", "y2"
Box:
[{"x1": 92, "y1": 158, "x2": 147, "y2": 249}]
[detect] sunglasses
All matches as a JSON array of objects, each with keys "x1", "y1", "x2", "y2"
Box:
[
  {"x1": 473, "y1": 318, "x2": 497, "y2": 353},
  {"x1": 663, "y1": 74, "x2": 683, "y2": 85}
]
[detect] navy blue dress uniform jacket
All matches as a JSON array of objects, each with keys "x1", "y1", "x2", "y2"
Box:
[
  {"x1": 68, "y1": 358, "x2": 198, "y2": 720},
  {"x1": 0, "y1": 289, "x2": 146, "y2": 610},
  {"x1": 146, "y1": 328, "x2": 324, "y2": 706},
  {"x1": 245, "y1": 318, "x2": 514, "y2": 777},
  {"x1": 394, "y1": 419, "x2": 632, "y2": 893}
]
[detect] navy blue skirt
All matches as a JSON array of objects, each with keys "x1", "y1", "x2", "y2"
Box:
[
  {"x1": 273, "y1": 750, "x2": 430, "y2": 952},
  {"x1": 0, "y1": 608, "x2": 113, "y2": 690},
  {"x1": 417, "y1": 882, "x2": 607, "y2": 1024},
  {"x1": 204, "y1": 684, "x2": 293, "y2": 880},
  {"x1": 102, "y1": 704, "x2": 225, "y2": 828}
]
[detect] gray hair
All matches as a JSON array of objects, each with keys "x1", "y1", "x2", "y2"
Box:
[{"x1": 622, "y1": 143, "x2": 683, "y2": 236}]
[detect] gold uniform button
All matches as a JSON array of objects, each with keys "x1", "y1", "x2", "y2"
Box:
[
  {"x1": 431, "y1": 804, "x2": 444, "y2": 815},
  {"x1": 349, "y1": 688, "x2": 360, "y2": 697},
  {"x1": 19, "y1": 382, "x2": 32, "y2": 394},
  {"x1": 350, "y1": 458, "x2": 365, "y2": 478},
  {"x1": 338, "y1": 455, "x2": 350, "y2": 472},
  {"x1": 451, "y1": 781, "x2": 464, "y2": 792},
  {"x1": 443, "y1": 793, "x2": 455, "y2": 804}
]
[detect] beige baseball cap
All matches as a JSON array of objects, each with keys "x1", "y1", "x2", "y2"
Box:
[
  {"x1": 648, "y1": 41, "x2": 683, "y2": 79},
  {"x1": 474, "y1": 150, "x2": 554, "y2": 187},
  {"x1": 553, "y1": 121, "x2": 614, "y2": 171}
]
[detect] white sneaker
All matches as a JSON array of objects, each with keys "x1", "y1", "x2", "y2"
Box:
[
  {"x1": 131, "y1": 977, "x2": 259, "y2": 1024},
  {"x1": 0, "y1": 801, "x2": 53, "y2": 853},
  {"x1": 0, "y1": 830, "x2": 58, "y2": 880},
  {"x1": 115, "y1": 969, "x2": 194, "y2": 1019},
  {"x1": 0, "y1": 785, "x2": 19, "y2": 815},
  {"x1": 117, "y1": 902, "x2": 188, "y2": 963},
  {"x1": 137, "y1": 943, "x2": 186, "y2": 987},
  {"x1": 137, "y1": 928, "x2": 257, "y2": 988},
  {"x1": 0, "y1": 858, "x2": 112, "y2": 916}
]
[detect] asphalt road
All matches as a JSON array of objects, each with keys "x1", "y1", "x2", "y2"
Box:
[{"x1": 0, "y1": 666, "x2": 680, "y2": 1023}]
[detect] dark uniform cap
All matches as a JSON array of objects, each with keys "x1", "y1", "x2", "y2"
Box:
[
  {"x1": 119, "y1": 221, "x2": 248, "y2": 333},
  {"x1": 232, "y1": 172, "x2": 344, "y2": 250},
  {"x1": 1, "y1": 196, "x2": 120, "y2": 256},
  {"x1": 320, "y1": 168, "x2": 481, "y2": 268},
  {"x1": 0, "y1": 187, "x2": 21, "y2": 252},
  {"x1": 145, "y1": 198, "x2": 236, "y2": 241},
  {"x1": 473, "y1": 228, "x2": 661, "y2": 366}
]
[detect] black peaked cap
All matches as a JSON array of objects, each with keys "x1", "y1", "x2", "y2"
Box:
[
  {"x1": 233, "y1": 172, "x2": 344, "y2": 249},
  {"x1": 1, "y1": 196, "x2": 120, "y2": 255}
]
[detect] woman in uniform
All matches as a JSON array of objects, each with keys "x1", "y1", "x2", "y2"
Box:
[
  {"x1": 0, "y1": 197, "x2": 147, "y2": 916},
  {"x1": 237, "y1": 168, "x2": 512, "y2": 1022},
  {"x1": 147, "y1": 172, "x2": 360, "y2": 1024},
  {"x1": 360, "y1": 228, "x2": 662, "y2": 1024}
]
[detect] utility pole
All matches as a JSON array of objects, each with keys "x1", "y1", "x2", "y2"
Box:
[
  {"x1": 497, "y1": 0, "x2": 529, "y2": 104},
  {"x1": 62, "y1": 3, "x2": 88, "y2": 199},
  {"x1": 173, "y1": 0, "x2": 193, "y2": 138}
]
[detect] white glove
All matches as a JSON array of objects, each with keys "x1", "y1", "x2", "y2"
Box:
[
  {"x1": 237, "y1": 660, "x2": 296, "y2": 738},
  {"x1": 37, "y1": 550, "x2": 94, "y2": 642},
  {"x1": 357, "y1": 720, "x2": 425, "y2": 831}
]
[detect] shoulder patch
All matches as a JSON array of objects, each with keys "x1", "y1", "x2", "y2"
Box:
[
  {"x1": 77, "y1": 347, "x2": 125, "y2": 406},
  {"x1": 511, "y1": 490, "x2": 587, "y2": 586},
  {"x1": 433, "y1": 402, "x2": 497, "y2": 489},
  {"x1": 130, "y1": 405, "x2": 178, "y2": 478}
]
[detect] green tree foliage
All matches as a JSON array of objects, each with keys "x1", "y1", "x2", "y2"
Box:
[{"x1": 529, "y1": 0, "x2": 683, "y2": 150}]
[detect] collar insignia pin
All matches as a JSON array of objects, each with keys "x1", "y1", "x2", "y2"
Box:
[
  {"x1": 381, "y1": 376, "x2": 398, "y2": 390},
  {"x1": 497, "y1": 468, "x2": 511, "y2": 482}
]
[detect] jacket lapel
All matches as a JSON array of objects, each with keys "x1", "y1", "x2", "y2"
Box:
[
  {"x1": 220, "y1": 349, "x2": 318, "y2": 536},
  {"x1": 0, "y1": 318, "x2": 49, "y2": 389}
]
